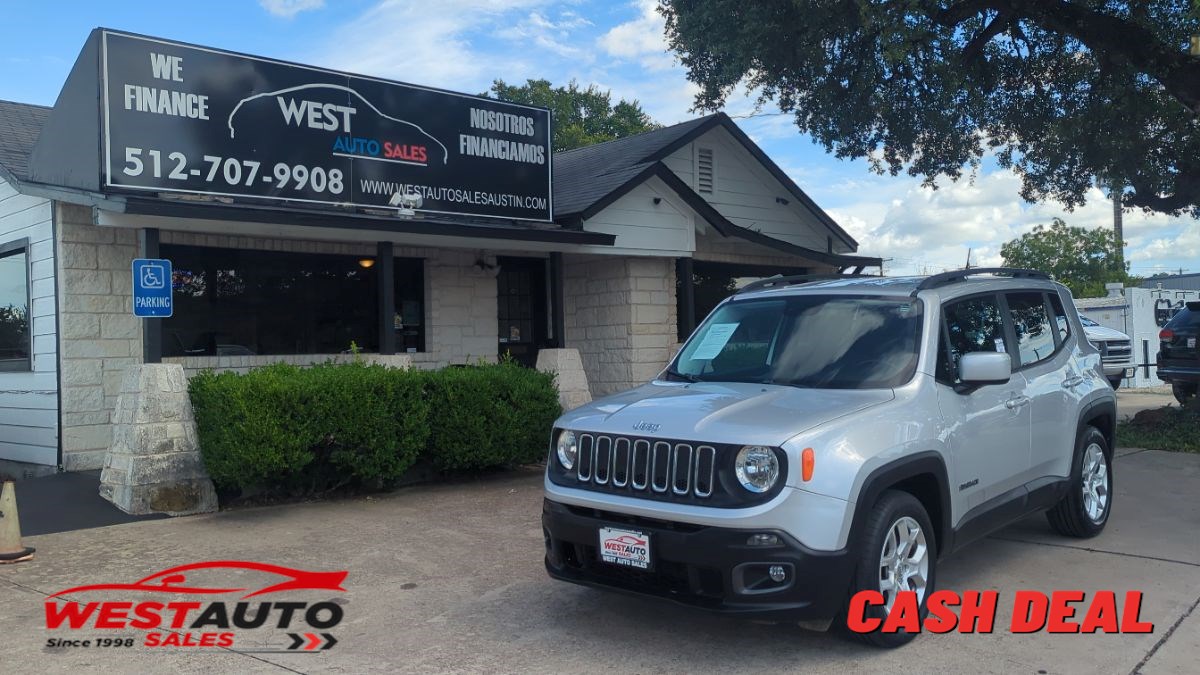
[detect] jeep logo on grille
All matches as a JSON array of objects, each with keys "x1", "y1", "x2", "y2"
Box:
[{"x1": 632, "y1": 421, "x2": 661, "y2": 433}]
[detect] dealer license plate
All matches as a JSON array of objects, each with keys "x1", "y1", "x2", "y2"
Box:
[
  {"x1": 598, "y1": 527, "x2": 651, "y2": 570},
  {"x1": 1188, "y1": 337, "x2": 1197, "y2": 348}
]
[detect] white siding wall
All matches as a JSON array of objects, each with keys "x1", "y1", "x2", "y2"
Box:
[
  {"x1": 575, "y1": 178, "x2": 695, "y2": 257},
  {"x1": 0, "y1": 177, "x2": 58, "y2": 466},
  {"x1": 664, "y1": 127, "x2": 854, "y2": 254}
]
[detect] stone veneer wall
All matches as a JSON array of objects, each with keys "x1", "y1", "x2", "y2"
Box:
[
  {"x1": 57, "y1": 204, "x2": 143, "y2": 471},
  {"x1": 563, "y1": 255, "x2": 677, "y2": 398},
  {"x1": 164, "y1": 353, "x2": 414, "y2": 378},
  {"x1": 55, "y1": 219, "x2": 501, "y2": 470}
]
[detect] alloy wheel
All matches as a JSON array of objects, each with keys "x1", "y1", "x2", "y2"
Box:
[
  {"x1": 1081, "y1": 443, "x2": 1109, "y2": 523},
  {"x1": 878, "y1": 516, "x2": 929, "y2": 613}
]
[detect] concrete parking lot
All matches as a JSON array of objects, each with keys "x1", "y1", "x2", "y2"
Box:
[{"x1": 2, "y1": 442, "x2": 1198, "y2": 674}]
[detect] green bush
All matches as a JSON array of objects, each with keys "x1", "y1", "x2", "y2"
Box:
[
  {"x1": 188, "y1": 360, "x2": 561, "y2": 496},
  {"x1": 425, "y1": 362, "x2": 562, "y2": 470}
]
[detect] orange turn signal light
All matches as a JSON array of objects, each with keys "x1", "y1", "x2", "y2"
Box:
[{"x1": 801, "y1": 447, "x2": 815, "y2": 482}]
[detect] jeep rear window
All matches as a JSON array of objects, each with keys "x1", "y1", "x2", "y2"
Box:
[
  {"x1": 1165, "y1": 304, "x2": 1200, "y2": 329},
  {"x1": 669, "y1": 295, "x2": 924, "y2": 389}
]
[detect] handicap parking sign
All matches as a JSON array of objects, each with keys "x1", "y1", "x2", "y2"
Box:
[{"x1": 132, "y1": 258, "x2": 173, "y2": 317}]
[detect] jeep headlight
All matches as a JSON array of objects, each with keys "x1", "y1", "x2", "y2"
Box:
[
  {"x1": 555, "y1": 430, "x2": 578, "y2": 470},
  {"x1": 735, "y1": 446, "x2": 779, "y2": 493}
]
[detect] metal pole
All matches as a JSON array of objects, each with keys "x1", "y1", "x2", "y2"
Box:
[
  {"x1": 138, "y1": 228, "x2": 161, "y2": 364},
  {"x1": 549, "y1": 252, "x2": 566, "y2": 348},
  {"x1": 377, "y1": 241, "x2": 396, "y2": 355},
  {"x1": 677, "y1": 257, "x2": 695, "y2": 340}
]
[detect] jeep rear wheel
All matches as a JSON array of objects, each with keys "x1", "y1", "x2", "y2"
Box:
[
  {"x1": 1173, "y1": 383, "x2": 1197, "y2": 406},
  {"x1": 842, "y1": 490, "x2": 937, "y2": 648},
  {"x1": 1046, "y1": 426, "x2": 1112, "y2": 538}
]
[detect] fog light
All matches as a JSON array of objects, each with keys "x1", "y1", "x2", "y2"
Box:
[
  {"x1": 768, "y1": 565, "x2": 787, "y2": 583},
  {"x1": 747, "y1": 533, "x2": 780, "y2": 547}
]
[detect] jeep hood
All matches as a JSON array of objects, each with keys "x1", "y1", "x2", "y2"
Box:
[{"x1": 557, "y1": 381, "x2": 895, "y2": 447}]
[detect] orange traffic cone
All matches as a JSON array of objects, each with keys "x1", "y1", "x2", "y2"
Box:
[{"x1": 0, "y1": 480, "x2": 34, "y2": 563}]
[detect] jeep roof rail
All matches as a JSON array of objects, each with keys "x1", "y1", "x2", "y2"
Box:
[
  {"x1": 912, "y1": 267, "x2": 1051, "y2": 296},
  {"x1": 735, "y1": 273, "x2": 874, "y2": 295}
]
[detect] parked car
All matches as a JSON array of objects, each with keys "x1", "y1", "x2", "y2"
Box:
[
  {"x1": 542, "y1": 268, "x2": 1116, "y2": 648},
  {"x1": 1078, "y1": 316, "x2": 1136, "y2": 389},
  {"x1": 1157, "y1": 302, "x2": 1200, "y2": 405}
]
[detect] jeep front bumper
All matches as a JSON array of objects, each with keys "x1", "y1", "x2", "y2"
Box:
[{"x1": 542, "y1": 499, "x2": 853, "y2": 622}]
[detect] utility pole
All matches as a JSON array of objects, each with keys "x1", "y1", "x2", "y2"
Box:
[{"x1": 1112, "y1": 185, "x2": 1124, "y2": 265}]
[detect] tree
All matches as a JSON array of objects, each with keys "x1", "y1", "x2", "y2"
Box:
[
  {"x1": 660, "y1": 0, "x2": 1200, "y2": 216},
  {"x1": 484, "y1": 79, "x2": 659, "y2": 151},
  {"x1": 1000, "y1": 218, "x2": 1133, "y2": 297}
]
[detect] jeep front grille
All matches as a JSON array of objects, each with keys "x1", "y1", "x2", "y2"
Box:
[{"x1": 577, "y1": 434, "x2": 717, "y2": 500}]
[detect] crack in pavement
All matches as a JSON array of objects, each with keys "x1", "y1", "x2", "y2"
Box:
[
  {"x1": 987, "y1": 535, "x2": 1200, "y2": 569},
  {"x1": 1130, "y1": 593, "x2": 1200, "y2": 675},
  {"x1": 0, "y1": 574, "x2": 309, "y2": 674}
]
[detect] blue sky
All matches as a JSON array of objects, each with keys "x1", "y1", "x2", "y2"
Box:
[{"x1": 1, "y1": 0, "x2": 1194, "y2": 281}]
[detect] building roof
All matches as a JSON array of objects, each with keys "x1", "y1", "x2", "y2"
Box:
[
  {"x1": 550, "y1": 112, "x2": 859, "y2": 251},
  {"x1": 0, "y1": 99, "x2": 49, "y2": 183},
  {"x1": 1141, "y1": 273, "x2": 1200, "y2": 291}
]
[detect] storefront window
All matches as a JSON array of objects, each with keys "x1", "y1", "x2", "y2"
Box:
[
  {"x1": 0, "y1": 241, "x2": 31, "y2": 372},
  {"x1": 162, "y1": 245, "x2": 423, "y2": 357},
  {"x1": 676, "y1": 260, "x2": 806, "y2": 341}
]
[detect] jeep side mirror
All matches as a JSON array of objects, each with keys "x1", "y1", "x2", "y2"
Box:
[{"x1": 959, "y1": 352, "x2": 1011, "y2": 385}]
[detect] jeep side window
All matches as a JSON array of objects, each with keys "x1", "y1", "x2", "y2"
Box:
[
  {"x1": 1047, "y1": 292, "x2": 1071, "y2": 342},
  {"x1": 1006, "y1": 292, "x2": 1057, "y2": 367},
  {"x1": 937, "y1": 295, "x2": 1006, "y2": 383}
]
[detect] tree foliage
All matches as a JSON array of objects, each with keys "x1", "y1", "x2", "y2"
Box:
[
  {"x1": 1000, "y1": 218, "x2": 1133, "y2": 297},
  {"x1": 485, "y1": 79, "x2": 659, "y2": 151},
  {"x1": 660, "y1": 0, "x2": 1200, "y2": 216}
]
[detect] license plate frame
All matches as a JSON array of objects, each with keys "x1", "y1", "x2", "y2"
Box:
[{"x1": 598, "y1": 527, "x2": 652, "y2": 571}]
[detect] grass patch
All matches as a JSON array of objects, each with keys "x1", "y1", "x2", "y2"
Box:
[{"x1": 1117, "y1": 405, "x2": 1200, "y2": 453}]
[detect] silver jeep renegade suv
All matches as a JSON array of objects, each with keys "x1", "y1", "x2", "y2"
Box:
[{"x1": 542, "y1": 268, "x2": 1117, "y2": 647}]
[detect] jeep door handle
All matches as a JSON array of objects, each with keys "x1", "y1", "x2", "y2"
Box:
[
  {"x1": 1062, "y1": 376, "x2": 1085, "y2": 389},
  {"x1": 1005, "y1": 395, "x2": 1031, "y2": 409}
]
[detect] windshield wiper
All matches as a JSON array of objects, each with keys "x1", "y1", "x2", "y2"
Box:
[{"x1": 662, "y1": 367, "x2": 702, "y2": 383}]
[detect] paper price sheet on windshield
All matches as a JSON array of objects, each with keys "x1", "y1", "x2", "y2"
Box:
[{"x1": 690, "y1": 323, "x2": 739, "y2": 360}]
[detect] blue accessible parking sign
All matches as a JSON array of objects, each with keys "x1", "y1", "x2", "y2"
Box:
[{"x1": 132, "y1": 258, "x2": 173, "y2": 318}]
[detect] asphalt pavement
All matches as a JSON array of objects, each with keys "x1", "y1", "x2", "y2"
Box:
[{"x1": 1, "y1": 445, "x2": 1198, "y2": 674}]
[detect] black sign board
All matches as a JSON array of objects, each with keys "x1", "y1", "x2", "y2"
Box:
[{"x1": 99, "y1": 31, "x2": 552, "y2": 221}]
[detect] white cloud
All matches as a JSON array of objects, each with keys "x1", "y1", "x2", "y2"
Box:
[
  {"x1": 319, "y1": 0, "x2": 555, "y2": 92},
  {"x1": 259, "y1": 0, "x2": 324, "y2": 18},
  {"x1": 597, "y1": 0, "x2": 675, "y2": 71}
]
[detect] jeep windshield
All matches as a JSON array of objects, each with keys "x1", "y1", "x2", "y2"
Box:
[{"x1": 666, "y1": 295, "x2": 924, "y2": 389}]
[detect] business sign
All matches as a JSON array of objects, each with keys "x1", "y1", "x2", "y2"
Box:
[
  {"x1": 100, "y1": 31, "x2": 552, "y2": 221},
  {"x1": 132, "y1": 258, "x2": 173, "y2": 317}
]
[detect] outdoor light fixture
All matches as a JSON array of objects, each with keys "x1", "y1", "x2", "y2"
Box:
[
  {"x1": 358, "y1": 258, "x2": 375, "y2": 269},
  {"x1": 775, "y1": 196, "x2": 789, "y2": 205},
  {"x1": 388, "y1": 190, "x2": 423, "y2": 217}
]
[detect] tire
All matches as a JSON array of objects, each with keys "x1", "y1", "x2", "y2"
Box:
[
  {"x1": 841, "y1": 490, "x2": 937, "y2": 648},
  {"x1": 1046, "y1": 426, "x2": 1112, "y2": 538},
  {"x1": 1108, "y1": 378, "x2": 1122, "y2": 390},
  {"x1": 1173, "y1": 383, "x2": 1197, "y2": 406}
]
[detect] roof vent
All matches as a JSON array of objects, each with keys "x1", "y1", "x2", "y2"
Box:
[{"x1": 697, "y1": 147, "x2": 714, "y2": 194}]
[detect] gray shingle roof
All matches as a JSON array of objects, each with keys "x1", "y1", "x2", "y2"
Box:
[
  {"x1": 552, "y1": 115, "x2": 717, "y2": 218},
  {"x1": 0, "y1": 99, "x2": 49, "y2": 183}
]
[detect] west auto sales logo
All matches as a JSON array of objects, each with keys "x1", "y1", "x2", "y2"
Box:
[{"x1": 44, "y1": 561, "x2": 347, "y2": 651}]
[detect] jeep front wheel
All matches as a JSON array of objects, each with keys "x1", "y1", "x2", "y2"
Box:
[
  {"x1": 1046, "y1": 426, "x2": 1112, "y2": 537},
  {"x1": 843, "y1": 490, "x2": 937, "y2": 648}
]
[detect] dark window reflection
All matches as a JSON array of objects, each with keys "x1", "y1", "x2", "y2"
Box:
[
  {"x1": 162, "y1": 245, "x2": 423, "y2": 357},
  {"x1": 1007, "y1": 292, "x2": 1056, "y2": 366},
  {"x1": 938, "y1": 295, "x2": 1007, "y2": 382},
  {"x1": 677, "y1": 261, "x2": 807, "y2": 341},
  {"x1": 0, "y1": 246, "x2": 30, "y2": 372}
]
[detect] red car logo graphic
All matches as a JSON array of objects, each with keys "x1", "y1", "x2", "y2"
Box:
[{"x1": 47, "y1": 561, "x2": 348, "y2": 600}]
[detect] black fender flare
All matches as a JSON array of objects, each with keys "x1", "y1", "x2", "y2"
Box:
[
  {"x1": 1078, "y1": 397, "x2": 1117, "y2": 457},
  {"x1": 846, "y1": 451, "x2": 952, "y2": 559}
]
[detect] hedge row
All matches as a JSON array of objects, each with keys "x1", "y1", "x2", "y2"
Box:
[{"x1": 188, "y1": 361, "x2": 561, "y2": 495}]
